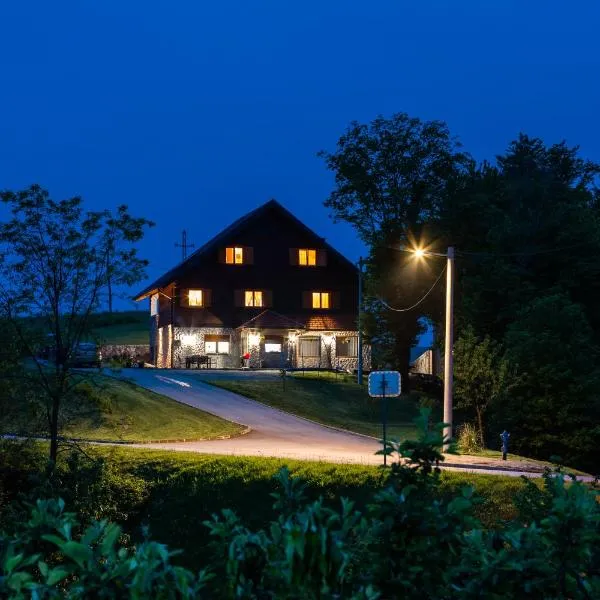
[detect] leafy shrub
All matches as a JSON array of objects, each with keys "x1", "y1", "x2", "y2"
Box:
[
  {"x1": 2, "y1": 410, "x2": 598, "y2": 598},
  {"x1": 456, "y1": 422, "x2": 483, "y2": 454}
]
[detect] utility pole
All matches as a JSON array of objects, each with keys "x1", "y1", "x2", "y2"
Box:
[
  {"x1": 443, "y1": 246, "x2": 455, "y2": 450},
  {"x1": 175, "y1": 230, "x2": 195, "y2": 261},
  {"x1": 357, "y1": 257, "x2": 364, "y2": 385}
]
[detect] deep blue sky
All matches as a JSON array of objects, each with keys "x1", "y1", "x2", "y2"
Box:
[{"x1": 1, "y1": 0, "x2": 599, "y2": 313}]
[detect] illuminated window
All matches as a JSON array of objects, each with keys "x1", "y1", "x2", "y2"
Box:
[
  {"x1": 188, "y1": 289, "x2": 203, "y2": 307},
  {"x1": 150, "y1": 294, "x2": 158, "y2": 316},
  {"x1": 265, "y1": 343, "x2": 282, "y2": 353},
  {"x1": 245, "y1": 290, "x2": 263, "y2": 307},
  {"x1": 299, "y1": 248, "x2": 317, "y2": 266},
  {"x1": 312, "y1": 292, "x2": 330, "y2": 309},
  {"x1": 205, "y1": 335, "x2": 230, "y2": 354},
  {"x1": 226, "y1": 247, "x2": 244, "y2": 264}
]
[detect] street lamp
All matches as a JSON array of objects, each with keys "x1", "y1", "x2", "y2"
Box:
[{"x1": 411, "y1": 245, "x2": 455, "y2": 450}]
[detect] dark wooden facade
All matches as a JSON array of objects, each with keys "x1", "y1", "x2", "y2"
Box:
[
  {"x1": 136, "y1": 200, "x2": 359, "y2": 331},
  {"x1": 135, "y1": 200, "x2": 365, "y2": 369}
]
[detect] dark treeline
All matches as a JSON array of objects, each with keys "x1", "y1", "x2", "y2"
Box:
[{"x1": 321, "y1": 114, "x2": 600, "y2": 472}]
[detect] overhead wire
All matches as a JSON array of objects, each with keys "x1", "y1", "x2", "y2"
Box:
[{"x1": 377, "y1": 264, "x2": 447, "y2": 312}]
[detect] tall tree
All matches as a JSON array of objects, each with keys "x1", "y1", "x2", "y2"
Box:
[
  {"x1": 440, "y1": 135, "x2": 600, "y2": 342},
  {"x1": 320, "y1": 113, "x2": 472, "y2": 380},
  {"x1": 0, "y1": 185, "x2": 153, "y2": 463},
  {"x1": 453, "y1": 326, "x2": 509, "y2": 447}
]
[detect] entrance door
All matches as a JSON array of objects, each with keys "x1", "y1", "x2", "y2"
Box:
[{"x1": 262, "y1": 336, "x2": 285, "y2": 368}]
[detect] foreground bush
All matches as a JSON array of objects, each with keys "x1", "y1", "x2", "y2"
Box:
[{"x1": 1, "y1": 410, "x2": 599, "y2": 598}]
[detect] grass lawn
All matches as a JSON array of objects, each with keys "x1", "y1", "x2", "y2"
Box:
[
  {"x1": 1, "y1": 441, "x2": 535, "y2": 568},
  {"x1": 205, "y1": 370, "x2": 435, "y2": 440},
  {"x1": 1, "y1": 375, "x2": 244, "y2": 442},
  {"x1": 89, "y1": 311, "x2": 149, "y2": 345}
]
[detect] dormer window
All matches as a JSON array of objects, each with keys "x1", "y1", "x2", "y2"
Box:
[
  {"x1": 299, "y1": 249, "x2": 316, "y2": 266},
  {"x1": 226, "y1": 247, "x2": 244, "y2": 264}
]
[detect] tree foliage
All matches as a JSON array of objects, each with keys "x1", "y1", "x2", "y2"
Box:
[
  {"x1": 320, "y1": 113, "x2": 472, "y2": 378},
  {"x1": 453, "y1": 326, "x2": 510, "y2": 447},
  {"x1": 0, "y1": 185, "x2": 152, "y2": 463},
  {"x1": 1, "y1": 414, "x2": 599, "y2": 599},
  {"x1": 322, "y1": 115, "x2": 600, "y2": 469}
]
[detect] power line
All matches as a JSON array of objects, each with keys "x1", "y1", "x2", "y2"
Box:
[{"x1": 377, "y1": 264, "x2": 447, "y2": 312}]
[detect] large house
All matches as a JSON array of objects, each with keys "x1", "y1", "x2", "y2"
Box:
[{"x1": 134, "y1": 199, "x2": 370, "y2": 371}]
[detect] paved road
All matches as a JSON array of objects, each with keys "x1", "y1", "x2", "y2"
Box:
[
  {"x1": 119, "y1": 369, "x2": 596, "y2": 480},
  {"x1": 122, "y1": 369, "x2": 382, "y2": 464}
]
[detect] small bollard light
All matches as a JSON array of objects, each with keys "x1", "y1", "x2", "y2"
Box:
[{"x1": 500, "y1": 430, "x2": 510, "y2": 460}]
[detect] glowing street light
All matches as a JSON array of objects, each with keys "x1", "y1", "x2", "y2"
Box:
[{"x1": 411, "y1": 245, "x2": 455, "y2": 450}]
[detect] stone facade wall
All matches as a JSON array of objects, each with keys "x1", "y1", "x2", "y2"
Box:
[
  {"x1": 172, "y1": 327, "x2": 239, "y2": 369},
  {"x1": 156, "y1": 325, "x2": 172, "y2": 368},
  {"x1": 100, "y1": 344, "x2": 150, "y2": 362},
  {"x1": 293, "y1": 331, "x2": 371, "y2": 372},
  {"x1": 154, "y1": 326, "x2": 371, "y2": 371}
]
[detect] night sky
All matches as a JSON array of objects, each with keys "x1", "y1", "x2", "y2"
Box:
[{"x1": 1, "y1": 1, "x2": 599, "y2": 313}]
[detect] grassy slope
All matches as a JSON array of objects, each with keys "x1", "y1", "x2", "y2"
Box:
[
  {"x1": 0, "y1": 441, "x2": 542, "y2": 569},
  {"x1": 93, "y1": 447, "x2": 531, "y2": 566},
  {"x1": 1, "y1": 375, "x2": 243, "y2": 442},
  {"x1": 89, "y1": 311, "x2": 149, "y2": 345},
  {"x1": 205, "y1": 371, "x2": 431, "y2": 440}
]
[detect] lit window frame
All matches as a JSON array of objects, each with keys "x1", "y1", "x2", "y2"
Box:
[
  {"x1": 312, "y1": 291, "x2": 330, "y2": 309},
  {"x1": 299, "y1": 248, "x2": 317, "y2": 266},
  {"x1": 226, "y1": 247, "x2": 244, "y2": 265},
  {"x1": 188, "y1": 289, "x2": 204, "y2": 307},
  {"x1": 205, "y1": 336, "x2": 230, "y2": 354},
  {"x1": 244, "y1": 290, "x2": 264, "y2": 307}
]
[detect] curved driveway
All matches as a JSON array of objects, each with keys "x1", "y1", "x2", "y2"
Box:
[
  {"x1": 122, "y1": 369, "x2": 382, "y2": 464},
  {"x1": 119, "y1": 369, "x2": 595, "y2": 480}
]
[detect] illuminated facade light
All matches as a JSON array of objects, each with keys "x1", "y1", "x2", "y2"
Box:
[
  {"x1": 248, "y1": 332, "x2": 261, "y2": 347},
  {"x1": 181, "y1": 334, "x2": 196, "y2": 346}
]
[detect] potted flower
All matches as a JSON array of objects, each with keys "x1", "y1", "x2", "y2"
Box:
[{"x1": 241, "y1": 352, "x2": 251, "y2": 369}]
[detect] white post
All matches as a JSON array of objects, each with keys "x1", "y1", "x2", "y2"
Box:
[
  {"x1": 443, "y1": 247, "x2": 455, "y2": 450},
  {"x1": 357, "y1": 257, "x2": 364, "y2": 385}
]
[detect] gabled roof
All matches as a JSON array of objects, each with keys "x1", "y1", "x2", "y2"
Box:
[
  {"x1": 134, "y1": 199, "x2": 357, "y2": 300},
  {"x1": 236, "y1": 310, "x2": 305, "y2": 330}
]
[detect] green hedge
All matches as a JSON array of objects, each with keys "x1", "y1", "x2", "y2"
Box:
[{"x1": 0, "y1": 442, "x2": 532, "y2": 569}]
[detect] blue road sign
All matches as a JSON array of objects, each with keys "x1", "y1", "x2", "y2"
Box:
[{"x1": 368, "y1": 370, "x2": 401, "y2": 397}]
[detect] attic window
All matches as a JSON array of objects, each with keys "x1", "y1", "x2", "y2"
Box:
[
  {"x1": 299, "y1": 249, "x2": 317, "y2": 266},
  {"x1": 226, "y1": 247, "x2": 244, "y2": 264},
  {"x1": 188, "y1": 290, "x2": 203, "y2": 307}
]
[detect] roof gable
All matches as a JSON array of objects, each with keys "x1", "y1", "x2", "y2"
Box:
[{"x1": 134, "y1": 199, "x2": 357, "y2": 300}]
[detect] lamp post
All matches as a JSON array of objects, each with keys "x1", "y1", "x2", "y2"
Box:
[
  {"x1": 412, "y1": 246, "x2": 455, "y2": 450},
  {"x1": 357, "y1": 257, "x2": 364, "y2": 385}
]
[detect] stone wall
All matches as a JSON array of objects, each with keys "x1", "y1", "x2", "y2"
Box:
[
  {"x1": 172, "y1": 327, "x2": 239, "y2": 369},
  {"x1": 156, "y1": 325, "x2": 172, "y2": 368},
  {"x1": 293, "y1": 331, "x2": 371, "y2": 372},
  {"x1": 153, "y1": 326, "x2": 372, "y2": 371},
  {"x1": 100, "y1": 344, "x2": 150, "y2": 363}
]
